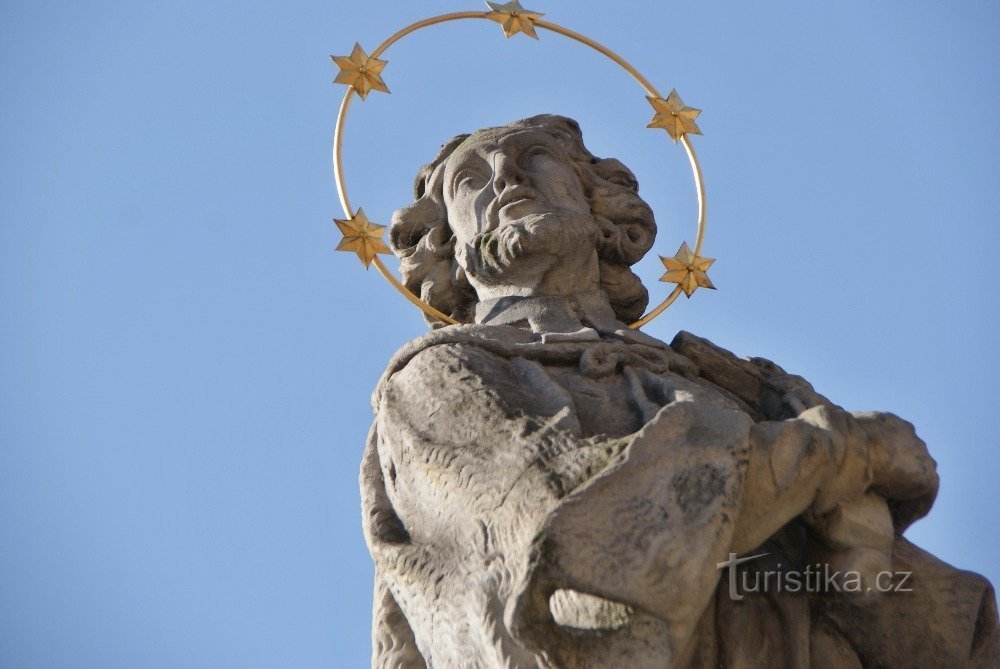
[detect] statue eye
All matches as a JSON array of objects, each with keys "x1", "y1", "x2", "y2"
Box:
[
  {"x1": 523, "y1": 148, "x2": 558, "y2": 172},
  {"x1": 456, "y1": 172, "x2": 486, "y2": 192},
  {"x1": 608, "y1": 173, "x2": 638, "y2": 191}
]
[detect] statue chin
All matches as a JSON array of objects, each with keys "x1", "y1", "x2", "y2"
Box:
[{"x1": 462, "y1": 210, "x2": 598, "y2": 289}]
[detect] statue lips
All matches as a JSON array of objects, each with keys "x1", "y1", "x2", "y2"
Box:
[{"x1": 492, "y1": 185, "x2": 543, "y2": 227}]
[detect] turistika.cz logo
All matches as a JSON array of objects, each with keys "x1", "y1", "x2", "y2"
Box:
[{"x1": 716, "y1": 552, "x2": 913, "y2": 601}]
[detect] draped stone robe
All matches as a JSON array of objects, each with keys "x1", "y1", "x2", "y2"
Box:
[{"x1": 360, "y1": 325, "x2": 999, "y2": 668}]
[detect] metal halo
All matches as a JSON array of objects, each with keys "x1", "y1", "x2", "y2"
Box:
[{"x1": 331, "y1": 8, "x2": 708, "y2": 329}]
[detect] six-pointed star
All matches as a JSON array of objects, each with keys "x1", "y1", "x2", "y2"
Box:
[
  {"x1": 647, "y1": 89, "x2": 702, "y2": 142},
  {"x1": 334, "y1": 209, "x2": 391, "y2": 268},
  {"x1": 331, "y1": 43, "x2": 389, "y2": 99},
  {"x1": 660, "y1": 242, "x2": 716, "y2": 297},
  {"x1": 486, "y1": 0, "x2": 544, "y2": 39}
]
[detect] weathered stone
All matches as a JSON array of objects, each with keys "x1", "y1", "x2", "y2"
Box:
[{"x1": 360, "y1": 115, "x2": 999, "y2": 668}]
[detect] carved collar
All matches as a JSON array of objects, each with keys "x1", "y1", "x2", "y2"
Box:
[{"x1": 474, "y1": 290, "x2": 660, "y2": 346}]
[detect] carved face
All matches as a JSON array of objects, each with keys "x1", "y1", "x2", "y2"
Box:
[
  {"x1": 438, "y1": 127, "x2": 601, "y2": 301},
  {"x1": 442, "y1": 128, "x2": 591, "y2": 247},
  {"x1": 390, "y1": 115, "x2": 656, "y2": 322}
]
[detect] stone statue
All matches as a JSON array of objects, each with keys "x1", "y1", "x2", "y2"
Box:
[{"x1": 360, "y1": 115, "x2": 999, "y2": 668}]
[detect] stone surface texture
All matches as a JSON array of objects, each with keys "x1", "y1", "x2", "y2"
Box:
[{"x1": 360, "y1": 115, "x2": 999, "y2": 668}]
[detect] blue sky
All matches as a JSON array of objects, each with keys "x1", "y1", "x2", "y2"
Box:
[{"x1": 2, "y1": 1, "x2": 997, "y2": 666}]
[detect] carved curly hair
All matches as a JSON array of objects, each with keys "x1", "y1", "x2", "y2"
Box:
[{"x1": 389, "y1": 115, "x2": 657, "y2": 327}]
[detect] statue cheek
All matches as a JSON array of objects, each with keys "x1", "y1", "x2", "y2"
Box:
[
  {"x1": 472, "y1": 187, "x2": 500, "y2": 232},
  {"x1": 445, "y1": 198, "x2": 476, "y2": 243},
  {"x1": 545, "y1": 170, "x2": 588, "y2": 212}
]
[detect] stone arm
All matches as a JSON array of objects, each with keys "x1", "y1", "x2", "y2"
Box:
[
  {"x1": 506, "y1": 396, "x2": 919, "y2": 662},
  {"x1": 671, "y1": 329, "x2": 939, "y2": 536},
  {"x1": 672, "y1": 331, "x2": 939, "y2": 600}
]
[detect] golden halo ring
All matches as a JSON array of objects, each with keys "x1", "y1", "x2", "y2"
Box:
[{"x1": 331, "y1": 8, "x2": 708, "y2": 330}]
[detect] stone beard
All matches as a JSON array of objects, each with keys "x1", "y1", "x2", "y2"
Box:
[{"x1": 359, "y1": 115, "x2": 999, "y2": 668}]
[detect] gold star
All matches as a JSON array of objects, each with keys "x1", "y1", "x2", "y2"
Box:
[
  {"x1": 659, "y1": 242, "x2": 715, "y2": 297},
  {"x1": 485, "y1": 1, "x2": 544, "y2": 39},
  {"x1": 331, "y1": 43, "x2": 389, "y2": 99},
  {"x1": 647, "y1": 89, "x2": 702, "y2": 142},
  {"x1": 334, "y1": 209, "x2": 391, "y2": 268}
]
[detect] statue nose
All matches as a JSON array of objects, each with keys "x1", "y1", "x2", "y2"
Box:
[{"x1": 492, "y1": 154, "x2": 527, "y2": 195}]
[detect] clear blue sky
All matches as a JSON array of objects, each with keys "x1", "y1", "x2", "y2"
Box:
[{"x1": 2, "y1": 1, "x2": 997, "y2": 667}]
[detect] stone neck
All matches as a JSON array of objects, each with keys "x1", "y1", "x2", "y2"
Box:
[{"x1": 473, "y1": 290, "x2": 660, "y2": 345}]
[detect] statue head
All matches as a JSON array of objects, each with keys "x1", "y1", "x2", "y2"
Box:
[{"x1": 390, "y1": 115, "x2": 657, "y2": 326}]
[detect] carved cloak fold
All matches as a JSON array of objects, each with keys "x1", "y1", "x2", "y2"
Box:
[{"x1": 360, "y1": 325, "x2": 999, "y2": 668}]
